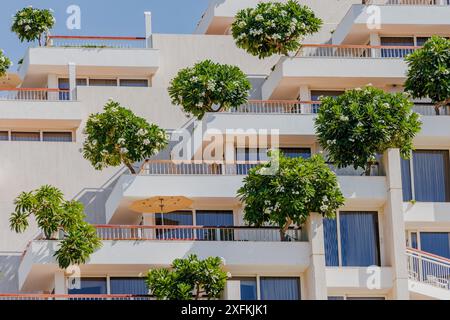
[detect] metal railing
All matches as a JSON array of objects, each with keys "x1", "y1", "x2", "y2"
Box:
[
  {"x1": 47, "y1": 35, "x2": 147, "y2": 48},
  {"x1": 0, "y1": 294, "x2": 151, "y2": 300},
  {"x1": 297, "y1": 44, "x2": 420, "y2": 59},
  {"x1": 406, "y1": 248, "x2": 450, "y2": 290},
  {"x1": 140, "y1": 160, "x2": 264, "y2": 175},
  {"x1": 227, "y1": 100, "x2": 320, "y2": 114},
  {"x1": 413, "y1": 103, "x2": 450, "y2": 115},
  {"x1": 94, "y1": 225, "x2": 304, "y2": 242},
  {"x1": 0, "y1": 88, "x2": 71, "y2": 101},
  {"x1": 364, "y1": 0, "x2": 450, "y2": 5}
]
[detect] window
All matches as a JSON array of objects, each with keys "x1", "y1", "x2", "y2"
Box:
[
  {"x1": 236, "y1": 148, "x2": 268, "y2": 162},
  {"x1": 89, "y1": 79, "x2": 118, "y2": 87},
  {"x1": 401, "y1": 150, "x2": 450, "y2": 202},
  {"x1": 109, "y1": 278, "x2": 148, "y2": 295},
  {"x1": 11, "y1": 132, "x2": 40, "y2": 142},
  {"x1": 196, "y1": 210, "x2": 234, "y2": 241},
  {"x1": 280, "y1": 148, "x2": 311, "y2": 159},
  {"x1": 155, "y1": 211, "x2": 193, "y2": 239},
  {"x1": 68, "y1": 278, "x2": 107, "y2": 295},
  {"x1": 235, "y1": 278, "x2": 257, "y2": 301},
  {"x1": 0, "y1": 131, "x2": 8, "y2": 141},
  {"x1": 324, "y1": 211, "x2": 381, "y2": 267},
  {"x1": 259, "y1": 277, "x2": 300, "y2": 300},
  {"x1": 310, "y1": 90, "x2": 344, "y2": 101},
  {"x1": 119, "y1": 79, "x2": 149, "y2": 87},
  {"x1": 420, "y1": 232, "x2": 450, "y2": 259},
  {"x1": 329, "y1": 295, "x2": 385, "y2": 300},
  {"x1": 380, "y1": 37, "x2": 415, "y2": 58},
  {"x1": 58, "y1": 78, "x2": 87, "y2": 90},
  {"x1": 42, "y1": 132, "x2": 72, "y2": 142}
]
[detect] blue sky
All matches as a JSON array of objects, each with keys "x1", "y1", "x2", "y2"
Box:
[{"x1": 0, "y1": 0, "x2": 210, "y2": 65}]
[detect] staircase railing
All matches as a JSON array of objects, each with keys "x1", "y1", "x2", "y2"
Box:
[{"x1": 406, "y1": 247, "x2": 450, "y2": 290}]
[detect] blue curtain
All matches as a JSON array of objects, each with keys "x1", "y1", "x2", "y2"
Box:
[
  {"x1": 411, "y1": 232, "x2": 418, "y2": 249},
  {"x1": 401, "y1": 158, "x2": 413, "y2": 201},
  {"x1": 239, "y1": 278, "x2": 257, "y2": 301},
  {"x1": 196, "y1": 211, "x2": 234, "y2": 241},
  {"x1": 155, "y1": 211, "x2": 193, "y2": 239},
  {"x1": 413, "y1": 150, "x2": 450, "y2": 202},
  {"x1": 340, "y1": 212, "x2": 380, "y2": 267},
  {"x1": 323, "y1": 218, "x2": 339, "y2": 267},
  {"x1": 110, "y1": 278, "x2": 148, "y2": 295},
  {"x1": 68, "y1": 278, "x2": 107, "y2": 295},
  {"x1": 420, "y1": 233, "x2": 450, "y2": 259},
  {"x1": 280, "y1": 148, "x2": 311, "y2": 159},
  {"x1": 328, "y1": 296, "x2": 344, "y2": 300},
  {"x1": 260, "y1": 277, "x2": 300, "y2": 300}
]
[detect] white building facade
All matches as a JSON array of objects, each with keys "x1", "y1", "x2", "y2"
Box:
[{"x1": 1, "y1": 0, "x2": 450, "y2": 300}]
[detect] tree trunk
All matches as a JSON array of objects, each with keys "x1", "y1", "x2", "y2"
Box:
[
  {"x1": 280, "y1": 218, "x2": 293, "y2": 242},
  {"x1": 365, "y1": 163, "x2": 372, "y2": 176},
  {"x1": 125, "y1": 162, "x2": 136, "y2": 174},
  {"x1": 435, "y1": 99, "x2": 450, "y2": 116}
]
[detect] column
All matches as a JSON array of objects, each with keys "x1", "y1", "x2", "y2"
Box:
[
  {"x1": 144, "y1": 12, "x2": 153, "y2": 48},
  {"x1": 223, "y1": 280, "x2": 241, "y2": 300},
  {"x1": 54, "y1": 271, "x2": 66, "y2": 295},
  {"x1": 304, "y1": 213, "x2": 327, "y2": 300},
  {"x1": 298, "y1": 85, "x2": 311, "y2": 114},
  {"x1": 369, "y1": 33, "x2": 381, "y2": 58},
  {"x1": 68, "y1": 62, "x2": 76, "y2": 100},
  {"x1": 383, "y1": 148, "x2": 409, "y2": 299},
  {"x1": 47, "y1": 74, "x2": 58, "y2": 101}
]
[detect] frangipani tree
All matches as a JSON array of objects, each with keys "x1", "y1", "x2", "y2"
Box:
[
  {"x1": 9, "y1": 185, "x2": 101, "y2": 269},
  {"x1": 11, "y1": 7, "x2": 55, "y2": 46},
  {"x1": 231, "y1": 0, "x2": 322, "y2": 59},
  {"x1": 0, "y1": 50, "x2": 11, "y2": 77},
  {"x1": 237, "y1": 152, "x2": 344, "y2": 240},
  {"x1": 168, "y1": 60, "x2": 251, "y2": 120},
  {"x1": 405, "y1": 36, "x2": 450, "y2": 115},
  {"x1": 146, "y1": 255, "x2": 228, "y2": 300},
  {"x1": 83, "y1": 100, "x2": 168, "y2": 174},
  {"x1": 315, "y1": 86, "x2": 422, "y2": 175}
]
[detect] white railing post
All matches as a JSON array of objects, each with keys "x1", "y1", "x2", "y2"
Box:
[
  {"x1": 68, "y1": 62, "x2": 77, "y2": 100},
  {"x1": 144, "y1": 12, "x2": 153, "y2": 48}
]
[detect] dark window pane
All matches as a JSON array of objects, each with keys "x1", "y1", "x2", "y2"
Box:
[
  {"x1": 110, "y1": 278, "x2": 148, "y2": 295},
  {"x1": 119, "y1": 79, "x2": 148, "y2": 87},
  {"x1": 380, "y1": 37, "x2": 414, "y2": 58},
  {"x1": 42, "y1": 132, "x2": 72, "y2": 142},
  {"x1": 58, "y1": 78, "x2": 87, "y2": 89},
  {"x1": 196, "y1": 210, "x2": 234, "y2": 241},
  {"x1": 68, "y1": 278, "x2": 107, "y2": 295},
  {"x1": 324, "y1": 218, "x2": 339, "y2": 267},
  {"x1": 328, "y1": 296, "x2": 345, "y2": 300},
  {"x1": 11, "y1": 132, "x2": 40, "y2": 141},
  {"x1": 401, "y1": 158, "x2": 413, "y2": 201},
  {"x1": 235, "y1": 278, "x2": 257, "y2": 301},
  {"x1": 416, "y1": 37, "x2": 431, "y2": 46},
  {"x1": 420, "y1": 233, "x2": 450, "y2": 259},
  {"x1": 0, "y1": 131, "x2": 8, "y2": 141},
  {"x1": 280, "y1": 148, "x2": 311, "y2": 159},
  {"x1": 89, "y1": 79, "x2": 118, "y2": 87},
  {"x1": 413, "y1": 150, "x2": 450, "y2": 202},
  {"x1": 155, "y1": 211, "x2": 193, "y2": 240},
  {"x1": 411, "y1": 232, "x2": 418, "y2": 249},
  {"x1": 260, "y1": 277, "x2": 300, "y2": 300},
  {"x1": 310, "y1": 91, "x2": 344, "y2": 101},
  {"x1": 346, "y1": 297, "x2": 385, "y2": 300},
  {"x1": 340, "y1": 212, "x2": 380, "y2": 267}
]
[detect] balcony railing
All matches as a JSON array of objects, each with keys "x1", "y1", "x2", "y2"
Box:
[
  {"x1": 406, "y1": 247, "x2": 450, "y2": 291},
  {"x1": 94, "y1": 225, "x2": 304, "y2": 242},
  {"x1": 413, "y1": 103, "x2": 450, "y2": 115},
  {"x1": 47, "y1": 35, "x2": 147, "y2": 48},
  {"x1": 226, "y1": 100, "x2": 320, "y2": 114},
  {"x1": 0, "y1": 294, "x2": 151, "y2": 300},
  {"x1": 364, "y1": 0, "x2": 450, "y2": 5},
  {"x1": 0, "y1": 88, "x2": 71, "y2": 101},
  {"x1": 140, "y1": 160, "x2": 263, "y2": 175},
  {"x1": 297, "y1": 44, "x2": 420, "y2": 59}
]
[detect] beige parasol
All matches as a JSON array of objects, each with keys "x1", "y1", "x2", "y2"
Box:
[{"x1": 130, "y1": 196, "x2": 193, "y2": 224}]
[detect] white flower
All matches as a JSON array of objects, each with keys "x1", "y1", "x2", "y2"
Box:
[
  {"x1": 137, "y1": 128, "x2": 147, "y2": 136},
  {"x1": 320, "y1": 204, "x2": 329, "y2": 212},
  {"x1": 120, "y1": 147, "x2": 129, "y2": 154},
  {"x1": 255, "y1": 14, "x2": 264, "y2": 21},
  {"x1": 24, "y1": 25, "x2": 31, "y2": 31},
  {"x1": 143, "y1": 139, "x2": 150, "y2": 145},
  {"x1": 118, "y1": 138, "x2": 126, "y2": 144},
  {"x1": 238, "y1": 21, "x2": 246, "y2": 28},
  {"x1": 340, "y1": 115, "x2": 349, "y2": 121},
  {"x1": 92, "y1": 139, "x2": 97, "y2": 146}
]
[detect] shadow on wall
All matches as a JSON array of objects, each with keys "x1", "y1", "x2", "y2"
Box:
[{"x1": 0, "y1": 255, "x2": 21, "y2": 293}]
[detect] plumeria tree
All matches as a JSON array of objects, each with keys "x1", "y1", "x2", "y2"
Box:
[
  {"x1": 315, "y1": 86, "x2": 422, "y2": 175},
  {"x1": 405, "y1": 36, "x2": 450, "y2": 115},
  {"x1": 83, "y1": 100, "x2": 168, "y2": 174},
  {"x1": 231, "y1": 0, "x2": 322, "y2": 59},
  {"x1": 11, "y1": 7, "x2": 55, "y2": 46},
  {"x1": 146, "y1": 255, "x2": 228, "y2": 300},
  {"x1": 237, "y1": 152, "x2": 344, "y2": 240},
  {"x1": 168, "y1": 60, "x2": 251, "y2": 120},
  {"x1": 9, "y1": 185, "x2": 101, "y2": 269},
  {"x1": 0, "y1": 50, "x2": 11, "y2": 77}
]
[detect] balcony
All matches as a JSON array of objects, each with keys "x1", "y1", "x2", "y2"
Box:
[
  {"x1": 18, "y1": 227, "x2": 310, "y2": 291},
  {"x1": 333, "y1": 2, "x2": 450, "y2": 45},
  {"x1": 262, "y1": 44, "x2": 416, "y2": 100},
  {"x1": 19, "y1": 36, "x2": 159, "y2": 83},
  {"x1": 105, "y1": 160, "x2": 387, "y2": 224},
  {"x1": 0, "y1": 294, "x2": 151, "y2": 300},
  {"x1": 0, "y1": 88, "x2": 82, "y2": 129}
]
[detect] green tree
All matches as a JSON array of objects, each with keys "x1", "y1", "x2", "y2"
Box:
[
  {"x1": 405, "y1": 36, "x2": 450, "y2": 115},
  {"x1": 146, "y1": 255, "x2": 228, "y2": 300},
  {"x1": 0, "y1": 50, "x2": 11, "y2": 77},
  {"x1": 315, "y1": 86, "x2": 422, "y2": 175},
  {"x1": 237, "y1": 152, "x2": 344, "y2": 240},
  {"x1": 168, "y1": 60, "x2": 251, "y2": 120},
  {"x1": 231, "y1": 0, "x2": 322, "y2": 59},
  {"x1": 83, "y1": 100, "x2": 168, "y2": 174},
  {"x1": 9, "y1": 185, "x2": 101, "y2": 269},
  {"x1": 11, "y1": 7, "x2": 55, "y2": 46}
]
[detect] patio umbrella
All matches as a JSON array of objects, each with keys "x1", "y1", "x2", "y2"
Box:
[{"x1": 129, "y1": 196, "x2": 193, "y2": 225}]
